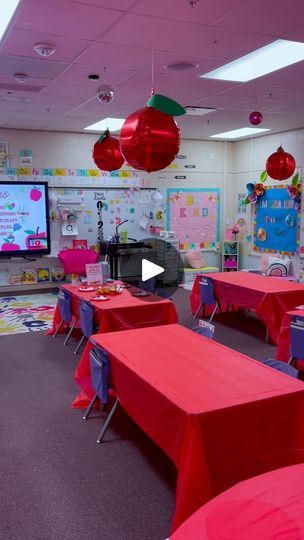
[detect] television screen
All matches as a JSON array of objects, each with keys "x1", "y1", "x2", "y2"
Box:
[{"x1": 0, "y1": 181, "x2": 51, "y2": 257}]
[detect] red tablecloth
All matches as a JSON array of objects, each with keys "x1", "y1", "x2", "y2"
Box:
[
  {"x1": 91, "y1": 324, "x2": 304, "y2": 533},
  {"x1": 170, "y1": 463, "x2": 304, "y2": 539},
  {"x1": 276, "y1": 309, "x2": 304, "y2": 368},
  {"x1": 190, "y1": 272, "x2": 304, "y2": 344},
  {"x1": 50, "y1": 284, "x2": 178, "y2": 407}
]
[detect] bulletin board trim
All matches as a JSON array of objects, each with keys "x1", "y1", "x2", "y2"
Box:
[{"x1": 252, "y1": 184, "x2": 301, "y2": 256}]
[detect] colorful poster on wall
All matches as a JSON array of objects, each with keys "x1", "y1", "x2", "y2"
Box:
[
  {"x1": 166, "y1": 188, "x2": 220, "y2": 250},
  {"x1": 0, "y1": 183, "x2": 49, "y2": 253},
  {"x1": 253, "y1": 185, "x2": 300, "y2": 255}
]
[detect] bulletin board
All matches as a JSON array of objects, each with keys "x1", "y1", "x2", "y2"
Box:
[
  {"x1": 253, "y1": 185, "x2": 300, "y2": 255},
  {"x1": 49, "y1": 187, "x2": 165, "y2": 253},
  {"x1": 166, "y1": 188, "x2": 221, "y2": 250}
]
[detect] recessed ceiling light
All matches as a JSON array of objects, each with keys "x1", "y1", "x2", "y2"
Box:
[
  {"x1": 0, "y1": 0, "x2": 21, "y2": 42},
  {"x1": 84, "y1": 118, "x2": 125, "y2": 132},
  {"x1": 165, "y1": 61, "x2": 199, "y2": 71},
  {"x1": 210, "y1": 127, "x2": 271, "y2": 140},
  {"x1": 34, "y1": 43, "x2": 56, "y2": 57},
  {"x1": 185, "y1": 106, "x2": 217, "y2": 116},
  {"x1": 201, "y1": 39, "x2": 304, "y2": 82}
]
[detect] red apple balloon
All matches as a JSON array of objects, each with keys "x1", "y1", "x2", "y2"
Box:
[
  {"x1": 119, "y1": 107, "x2": 180, "y2": 172},
  {"x1": 249, "y1": 111, "x2": 263, "y2": 125},
  {"x1": 92, "y1": 129, "x2": 124, "y2": 172},
  {"x1": 266, "y1": 146, "x2": 296, "y2": 181}
]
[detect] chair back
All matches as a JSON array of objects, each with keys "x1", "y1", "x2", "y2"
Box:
[
  {"x1": 192, "y1": 323, "x2": 214, "y2": 340},
  {"x1": 89, "y1": 346, "x2": 110, "y2": 404},
  {"x1": 57, "y1": 289, "x2": 71, "y2": 323},
  {"x1": 199, "y1": 277, "x2": 215, "y2": 305},
  {"x1": 79, "y1": 300, "x2": 94, "y2": 338},
  {"x1": 138, "y1": 277, "x2": 156, "y2": 293},
  {"x1": 58, "y1": 249, "x2": 99, "y2": 276},
  {"x1": 290, "y1": 315, "x2": 304, "y2": 360},
  {"x1": 262, "y1": 358, "x2": 299, "y2": 379}
]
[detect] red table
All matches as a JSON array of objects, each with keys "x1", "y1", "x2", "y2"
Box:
[
  {"x1": 170, "y1": 463, "x2": 304, "y2": 539},
  {"x1": 190, "y1": 272, "x2": 304, "y2": 344},
  {"x1": 49, "y1": 284, "x2": 178, "y2": 407},
  {"x1": 276, "y1": 309, "x2": 304, "y2": 368},
  {"x1": 90, "y1": 324, "x2": 304, "y2": 533}
]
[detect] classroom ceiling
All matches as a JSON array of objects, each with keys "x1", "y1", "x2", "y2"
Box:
[{"x1": 0, "y1": 0, "x2": 304, "y2": 139}]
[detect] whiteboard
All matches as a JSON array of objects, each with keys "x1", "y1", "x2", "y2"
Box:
[{"x1": 49, "y1": 187, "x2": 166, "y2": 252}]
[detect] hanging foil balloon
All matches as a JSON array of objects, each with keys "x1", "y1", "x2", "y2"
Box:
[
  {"x1": 92, "y1": 129, "x2": 124, "y2": 172},
  {"x1": 120, "y1": 107, "x2": 180, "y2": 172},
  {"x1": 97, "y1": 84, "x2": 114, "y2": 104},
  {"x1": 266, "y1": 146, "x2": 296, "y2": 181},
  {"x1": 249, "y1": 111, "x2": 263, "y2": 125},
  {"x1": 119, "y1": 94, "x2": 185, "y2": 173}
]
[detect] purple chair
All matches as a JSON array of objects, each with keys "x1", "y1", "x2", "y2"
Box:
[
  {"x1": 193, "y1": 276, "x2": 219, "y2": 323},
  {"x1": 74, "y1": 300, "x2": 94, "y2": 354},
  {"x1": 82, "y1": 345, "x2": 119, "y2": 444},
  {"x1": 262, "y1": 358, "x2": 299, "y2": 379},
  {"x1": 53, "y1": 289, "x2": 78, "y2": 346},
  {"x1": 192, "y1": 324, "x2": 215, "y2": 340},
  {"x1": 288, "y1": 315, "x2": 304, "y2": 367}
]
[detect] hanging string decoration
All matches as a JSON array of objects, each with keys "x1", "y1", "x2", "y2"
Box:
[
  {"x1": 266, "y1": 145, "x2": 296, "y2": 181},
  {"x1": 92, "y1": 129, "x2": 124, "y2": 172},
  {"x1": 119, "y1": 94, "x2": 185, "y2": 173}
]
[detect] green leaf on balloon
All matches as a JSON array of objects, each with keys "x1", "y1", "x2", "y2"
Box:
[
  {"x1": 98, "y1": 130, "x2": 109, "y2": 143},
  {"x1": 291, "y1": 172, "x2": 299, "y2": 186},
  {"x1": 146, "y1": 94, "x2": 186, "y2": 116},
  {"x1": 244, "y1": 195, "x2": 250, "y2": 205},
  {"x1": 260, "y1": 170, "x2": 267, "y2": 183},
  {"x1": 25, "y1": 230, "x2": 35, "y2": 234}
]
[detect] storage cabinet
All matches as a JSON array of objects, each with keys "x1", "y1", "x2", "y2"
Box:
[{"x1": 221, "y1": 241, "x2": 239, "y2": 272}]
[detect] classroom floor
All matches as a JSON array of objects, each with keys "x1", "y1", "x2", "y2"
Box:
[{"x1": 0, "y1": 288, "x2": 275, "y2": 540}]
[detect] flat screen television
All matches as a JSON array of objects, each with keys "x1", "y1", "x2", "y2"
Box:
[{"x1": 0, "y1": 181, "x2": 51, "y2": 257}]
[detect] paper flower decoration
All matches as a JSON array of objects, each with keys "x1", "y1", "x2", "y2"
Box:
[
  {"x1": 286, "y1": 172, "x2": 301, "y2": 206},
  {"x1": 245, "y1": 171, "x2": 267, "y2": 205}
]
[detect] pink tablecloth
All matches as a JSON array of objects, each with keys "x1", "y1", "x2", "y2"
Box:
[
  {"x1": 190, "y1": 272, "x2": 304, "y2": 344},
  {"x1": 91, "y1": 325, "x2": 304, "y2": 534},
  {"x1": 276, "y1": 309, "x2": 304, "y2": 370},
  {"x1": 170, "y1": 463, "x2": 304, "y2": 539}
]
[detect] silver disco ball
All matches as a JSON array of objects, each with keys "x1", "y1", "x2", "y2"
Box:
[{"x1": 97, "y1": 84, "x2": 114, "y2": 104}]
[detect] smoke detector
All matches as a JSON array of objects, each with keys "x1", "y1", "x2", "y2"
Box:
[
  {"x1": 34, "y1": 43, "x2": 56, "y2": 57},
  {"x1": 14, "y1": 73, "x2": 28, "y2": 84}
]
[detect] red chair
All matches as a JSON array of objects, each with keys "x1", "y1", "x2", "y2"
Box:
[{"x1": 58, "y1": 249, "x2": 99, "y2": 277}]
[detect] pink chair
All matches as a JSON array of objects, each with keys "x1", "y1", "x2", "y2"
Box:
[{"x1": 58, "y1": 249, "x2": 99, "y2": 276}]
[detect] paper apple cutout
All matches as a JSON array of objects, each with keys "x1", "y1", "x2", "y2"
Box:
[
  {"x1": 30, "y1": 187, "x2": 42, "y2": 202},
  {"x1": 1, "y1": 235, "x2": 20, "y2": 251},
  {"x1": 25, "y1": 227, "x2": 47, "y2": 249}
]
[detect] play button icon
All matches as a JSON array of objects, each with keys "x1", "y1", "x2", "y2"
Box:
[{"x1": 142, "y1": 259, "x2": 164, "y2": 281}]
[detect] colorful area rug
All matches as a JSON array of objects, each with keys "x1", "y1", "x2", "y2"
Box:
[{"x1": 0, "y1": 293, "x2": 57, "y2": 336}]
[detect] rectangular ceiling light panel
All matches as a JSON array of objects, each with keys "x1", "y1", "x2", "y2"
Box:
[
  {"x1": 201, "y1": 40, "x2": 304, "y2": 82},
  {"x1": 84, "y1": 118, "x2": 125, "y2": 132},
  {"x1": 210, "y1": 127, "x2": 271, "y2": 139}
]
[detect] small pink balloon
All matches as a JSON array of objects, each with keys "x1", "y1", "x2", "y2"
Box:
[{"x1": 249, "y1": 111, "x2": 263, "y2": 125}]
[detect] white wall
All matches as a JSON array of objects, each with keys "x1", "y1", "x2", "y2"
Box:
[
  {"x1": 0, "y1": 129, "x2": 235, "y2": 282},
  {"x1": 233, "y1": 128, "x2": 304, "y2": 270}
]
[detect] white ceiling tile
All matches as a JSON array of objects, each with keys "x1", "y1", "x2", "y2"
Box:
[
  {"x1": 175, "y1": 26, "x2": 273, "y2": 59},
  {"x1": 216, "y1": 0, "x2": 304, "y2": 36},
  {"x1": 14, "y1": 0, "x2": 122, "y2": 40},
  {"x1": 0, "y1": 56, "x2": 68, "y2": 79},
  {"x1": 100, "y1": 13, "x2": 204, "y2": 50},
  {"x1": 131, "y1": 0, "x2": 248, "y2": 25},
  {"x1": 1, "y1": 29, "x2": 91, "y2": 64}
]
